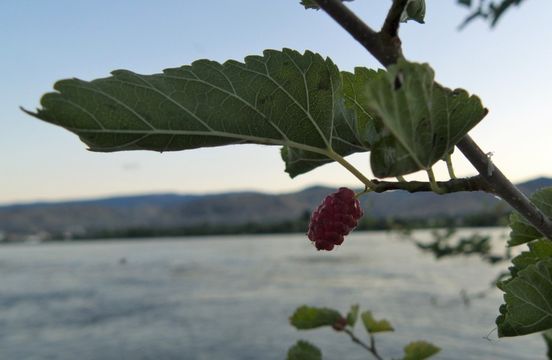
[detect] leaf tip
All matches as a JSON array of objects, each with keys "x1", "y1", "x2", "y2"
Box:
[{"x1": 20, "y1": 106, "x2": 36, "y2": 117}]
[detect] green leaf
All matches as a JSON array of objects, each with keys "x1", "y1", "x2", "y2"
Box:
[
  {"x1": 24, "y1": 48, "x2": 370, "y2": 179},
  {"x1": 281, "y1": 93, "x2": 369, "y2": 177},
  {"x1": 402, "y1": 341, "x2": 441, "y2": 360},
  {"x1": 457, "y1": 0, "x2": 471, "y2": 6},
  {"x1": 346, "y1": 304, "x2": 360, "y2": 327},
  {"x1": 287, "y1": 340, "x2": 322, "y2": 360},
  {"x1": 508, "y1": 239, "x2": 552, "y2": 277},
  {"x1": 361, "y1": 311, "x2": 394, "y2": 333},
  {"x1": 300, "y1": 0, "x2": 319, "y2": 9},
  {"x1": 508, "y1": 212, "x2": 544, "y2": 246},
  {"x1": 300, "y1": 0, "x2": 354, "y2": 10},
  {"x1": 509, "y1": 187, "x2": 552, "y2": 246},
  {"x1": 543, "y1": 329, "x2": 552, "y2": 360},
  {"x1": 290, "y1": 305, "x2": 343, "y2": 329},
  {"x1": 401, "y1": 0, "x2": 426, "y2": 24},
  {"x1": 361, "y1": 60, "x2": 487, "y2": 177},
  {"x1": 342, "y1": 68, "x2": 381, "y2": 146},
  {"x1": 497, "y1": 258, "x2": 552, "y2": 337}
]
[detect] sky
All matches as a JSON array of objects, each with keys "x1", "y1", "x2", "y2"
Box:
[{"x1": 1, "y1": 0, "x2": 551, "y2": 204}]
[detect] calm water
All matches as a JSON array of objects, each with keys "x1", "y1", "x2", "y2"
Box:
[{"x1": 0, "y1": 229, "x2": 546, "y2": 359}]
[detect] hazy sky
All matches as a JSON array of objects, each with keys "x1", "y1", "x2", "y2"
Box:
[{"x1": 1, "y1": 1, "x2": 551, "y2": 204}]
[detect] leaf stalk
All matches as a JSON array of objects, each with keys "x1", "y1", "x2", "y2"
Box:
[
  {"x1": 445, "y1": 154, "x2": 457, "y2": 179},
  {"x1": 426, "y1": 168, "x2": 445, "y2": 194}
]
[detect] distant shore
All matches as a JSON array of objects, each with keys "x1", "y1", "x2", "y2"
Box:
[{"x1": 0, "y1": 211, "x2": 507, "y2": 244}]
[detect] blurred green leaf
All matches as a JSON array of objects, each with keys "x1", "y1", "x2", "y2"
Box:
[
  {"x1": 459, "y1": 0, "x2": 527, "y2": 28},
  {"x1": 287, "y1": 340, "x2": 322, "y2": 360},
  {"x1": 508, "y1": 187, "x2": 552, "y2": 246},
  {"x1": 346, "y1": 304, "x2": 360, "y2": 327},
  {"x1": 508, "y1": 213, "x2": 544, "y2": 246},
  {"x1": 508, "y1": 239, "x2": 552, "y2": 277},
  {"x1": 290, "y1": 306, "x2": 343, "y2": 329},
  {"x1": 497, "y1": 258, "x2": 552, "y2": 337},
  {"x1": 402, "y1": 341, "x2": 441, "y2": 360},
  {"x1": 362, "y1": 60, "x2": 486, "y2": 177},
  {"x1": 361, "y1": 311, "x2": 394, "y2": 333}
]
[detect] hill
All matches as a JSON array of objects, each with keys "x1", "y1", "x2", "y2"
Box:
[{"x1": 1, "y1": 177, "x2": 551, "y2": 240}]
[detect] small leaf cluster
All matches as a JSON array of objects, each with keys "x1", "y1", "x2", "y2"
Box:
[
  {"x1": 457, "y1": 0, "x2": 527, "y2": 28},
  {"x1": 497, "y1": 187, "x2": 552, "y2": 337},
  {"x1": 288, "y1": 305, "x2": 440, "y2": 360},
  {"x1": 344, "y1": 61, "x2": 486, "y2": 178},
  {"x1": 414, "y1": 227, "x2": 508, "y2": 265}
]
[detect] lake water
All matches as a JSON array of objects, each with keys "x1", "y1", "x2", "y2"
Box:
[{"x1": 0, "y1": 229, "x2": 546, "y2": 359}]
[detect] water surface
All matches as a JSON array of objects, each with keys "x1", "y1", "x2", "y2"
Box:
[{"x1": 0, "y1": 229, "x2": 545, "y2": 359}]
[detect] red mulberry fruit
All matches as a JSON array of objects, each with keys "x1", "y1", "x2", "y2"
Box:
[
  {"x1": 307, "y1": 187, "x2": 363, "y2": 251},
  {"x1": 332, "y1": 316, "x2": 348, "y2": 331}
]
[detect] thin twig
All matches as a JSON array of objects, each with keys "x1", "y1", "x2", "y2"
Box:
[
  {"x1": 381, "y1": 0, "x2": 409, "y2": 37},
  {"x1": 370, "y1": 175, "x2": 492, "y2": 194},
  {"x1": 343, "y1": 329, "x2": 383, "y2": 360},
  {"x1": 313, "y1": 0, "x2": 403, "y2": 66},
  {"x1": 368, "y1": 333, "x2": 383, "y2": 360}
]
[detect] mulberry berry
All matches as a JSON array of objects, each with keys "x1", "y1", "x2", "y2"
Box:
[
  {"x1": 307, "y1": 187, "x2": 363, "y2": 251},
  {"x1": 331, "y1": 316, "x2": 348, "y2": 331}
]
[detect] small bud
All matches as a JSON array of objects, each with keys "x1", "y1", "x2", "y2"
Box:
[
  {"x1": 400, "y1": 0, "x2": 426, "y2": 24},
  {"x1": 332, "y1": 317, "x2": 348, "y2": 331}
]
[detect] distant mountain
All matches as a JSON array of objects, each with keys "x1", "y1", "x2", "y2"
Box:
[
  {"x1": 1, "y1": 177, "x2": 551, "y2": 239},
  {"x1": 1, "y1": 193, "x2": 199, "y2": 210},
  {"x1": 517, "y1": 177, "x2": 552, "y2": 192}
]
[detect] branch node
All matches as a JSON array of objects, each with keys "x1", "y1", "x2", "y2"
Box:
[{"x1": 314, "y1": 0, "x2": 403, "y2": 67}]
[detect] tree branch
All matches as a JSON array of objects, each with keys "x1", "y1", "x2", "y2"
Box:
[
  {"x1": 456, "y1": 136, "x2": 552, "y2": 239},
  {"x1": 313, "y1": 0, "x2": 403, "y2": 67},
  {"x1": 370, "y1": 175, "x2": 492, "y2": 194},
  {"x1": 314, "y1": 0, "x2": 552, "y2": 240},
  {"x1": 381, "y1": 0, "x2": 409, "y2": 37}
]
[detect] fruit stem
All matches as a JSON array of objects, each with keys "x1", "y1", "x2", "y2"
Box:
[
  {"x1": 355, "y1": 185, "x2": 372, "y2": 199},
  {"x1": 327, "y1": 149, "x2": 375, "y2": 189}
]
